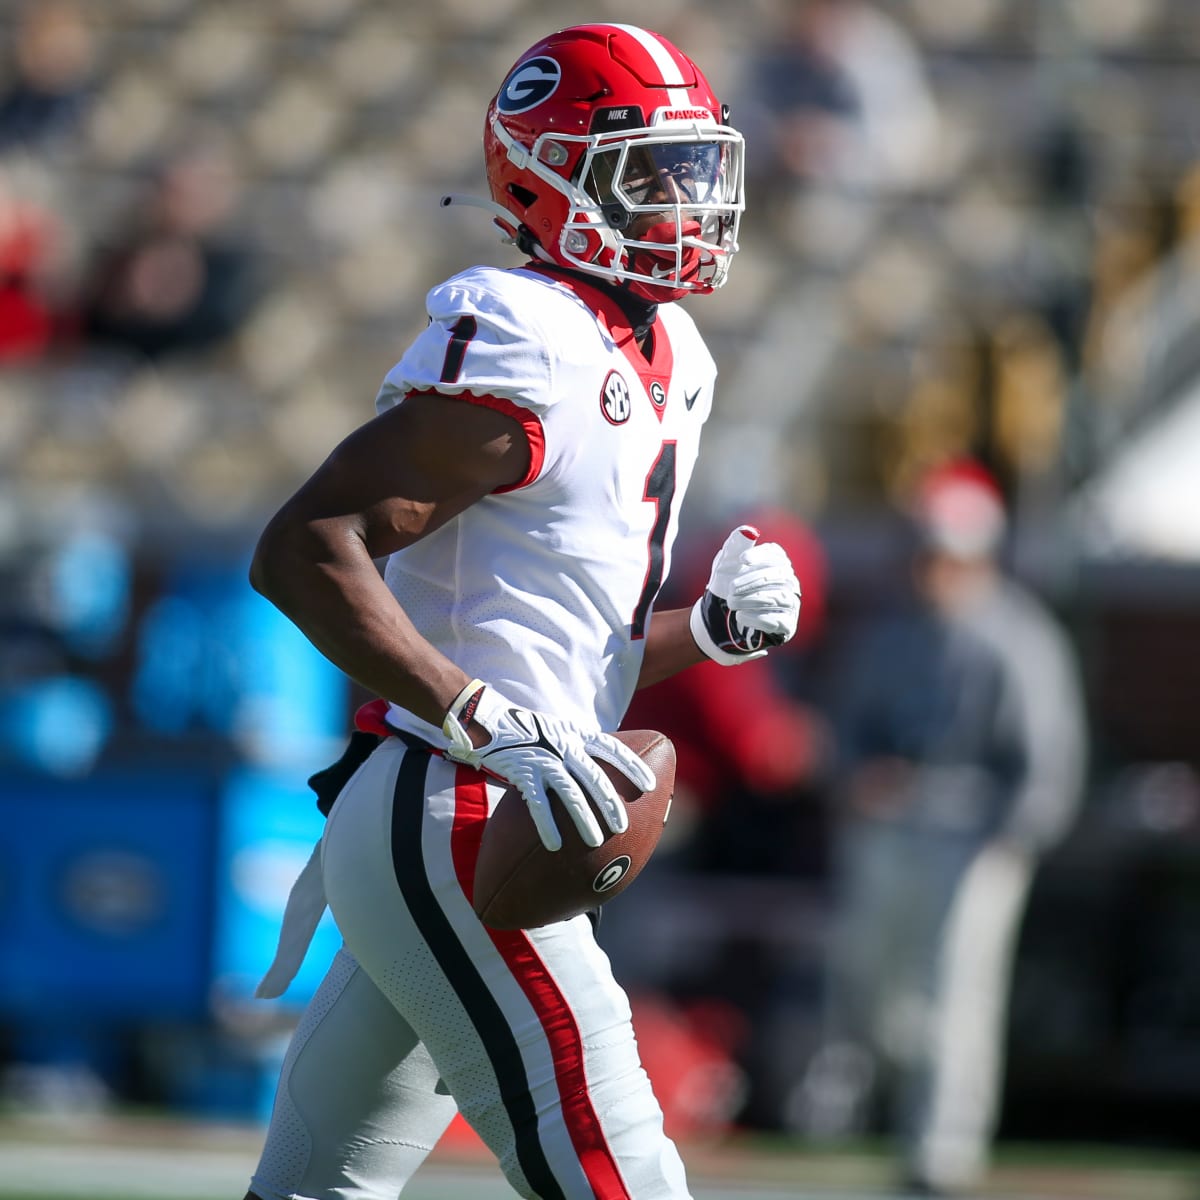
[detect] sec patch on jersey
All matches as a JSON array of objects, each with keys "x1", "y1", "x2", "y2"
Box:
[{"x1": 472, "y1": 729, "x2": 676, "y2": 930}]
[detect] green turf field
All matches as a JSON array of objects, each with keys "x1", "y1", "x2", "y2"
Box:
[{"x1": 1, "y1": 1112, "x2": 1197, "y2": 1200}]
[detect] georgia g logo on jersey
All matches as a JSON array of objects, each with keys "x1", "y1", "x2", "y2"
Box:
[
  {"x1": 497, "y1": 56, "x2": 561, "y2": 114},
  {"x1": 601, "y1": 369, "x2": 632, "y2": 424}
]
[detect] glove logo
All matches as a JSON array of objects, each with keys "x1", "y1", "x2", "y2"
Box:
[
  {"x1": 505, "y1": 707, "x2": 539, "y2": 741},
  {"x1": 592, "y1": 855, "x2": 632, "y2": 893},
  {"x1": 600, "y1": 369, "x2": 632, "y2": 424}
]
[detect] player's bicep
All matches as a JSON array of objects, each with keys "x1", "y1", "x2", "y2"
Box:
[{"x1": 279, "y1": 391, "x2": 531, "y2": 558}]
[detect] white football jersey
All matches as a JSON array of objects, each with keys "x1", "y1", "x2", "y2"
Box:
[{"x1": 376, "y1": 264, "x2": 715, "y2": 742}]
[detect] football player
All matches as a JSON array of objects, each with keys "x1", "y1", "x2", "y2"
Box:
[{"x1": 242, "y1": 23, "x2": 801, "y2": 1200}]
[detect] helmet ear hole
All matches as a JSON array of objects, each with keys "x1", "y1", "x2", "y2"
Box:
[{"x1": 507, "y1": 183, "x2": 538, "y2": 210}]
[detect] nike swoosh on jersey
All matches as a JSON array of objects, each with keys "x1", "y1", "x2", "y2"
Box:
[{"x1": 685, "y1": 387, "x2": 701, "y2": 410}]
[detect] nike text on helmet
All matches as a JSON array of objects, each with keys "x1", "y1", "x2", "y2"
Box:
[{"x1": 477, "y1": 23, "x2": 744, "y2": 302}]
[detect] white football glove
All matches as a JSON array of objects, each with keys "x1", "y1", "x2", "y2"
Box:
[
  {"x1": 441, "y1": 679, "x2": 656, "y2": 852},
  {"x1": 690, "y1": 525, "x2": 802, "y2": 666}
]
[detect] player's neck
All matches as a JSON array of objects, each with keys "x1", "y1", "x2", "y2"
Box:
[{"x1": 534, "y1": 263, "x2": 658, "y2": 357}]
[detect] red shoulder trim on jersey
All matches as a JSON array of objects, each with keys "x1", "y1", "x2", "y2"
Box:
[
  {"x1": 457, "y1": 391, "x2": 546, "y2": 492},
  {"x1": 403, "y1": 388, "x2": 545, "y2": 491}
]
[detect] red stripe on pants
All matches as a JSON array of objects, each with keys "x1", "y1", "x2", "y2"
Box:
[{"x1": 449, "y1": 766, "x2": 630, "y2": 1200}]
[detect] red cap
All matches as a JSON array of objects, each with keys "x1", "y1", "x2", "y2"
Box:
[{"x1": 913, "y1": 460, "x2": 1006, "y2": 560}]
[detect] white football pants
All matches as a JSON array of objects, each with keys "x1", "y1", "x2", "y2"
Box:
[{"x1": 249, "y1": 738, "x2": 691, "y2": 1200}]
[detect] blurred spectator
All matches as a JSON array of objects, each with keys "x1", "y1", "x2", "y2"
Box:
[
  {"x1": 737, "y1": 0, "x2": 940, "y2": 216},
  {"x1": 0, "y1": 1, "x2": 96, "y2": 151},
  {"x1": 623, "y1": 507, "x2": 831, "y2": 875},
  {"x1": 795, "y1": 461, "x2": 1088, "y2": 1196},
  {"x1": 71, "y1": 136, "x2": 262, "y2": 362},
  {"x1": 0, "y1": 165, "x2": 62, "y2": 360},
  {"x1": 737, "y1": 4, "x2": 859, "y2": 208}
]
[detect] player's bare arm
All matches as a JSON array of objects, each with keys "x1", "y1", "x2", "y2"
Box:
[
  {"x1": 249, "y1": 392, "x2": 528, "y2": 730},
  {"x1": 251, "y1": 391, "x2": 655, "y2": 851},
  {"x1": 639, "y1": 525, "x2": 803, "y2": 688},
  {"x1": 638, "y1": 606, "x2": 707, "y2": 687}
]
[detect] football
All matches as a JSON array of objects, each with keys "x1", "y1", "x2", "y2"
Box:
[{"x1": 472, "y1": 729, "x2": 676, "y2": 930}]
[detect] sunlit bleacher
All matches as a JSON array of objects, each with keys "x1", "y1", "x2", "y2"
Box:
[{"x1": 2, "y1": 0, "x2": 1199, "y2": 535}]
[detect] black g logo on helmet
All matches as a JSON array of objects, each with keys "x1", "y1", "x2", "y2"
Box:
[{"x1": 497, "y1": 56, "x2": 561, "y2": 114}]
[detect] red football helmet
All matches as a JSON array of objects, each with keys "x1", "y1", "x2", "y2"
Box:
[{"x1": 451, "y1": 23, "x2": 744, "y2": 302}]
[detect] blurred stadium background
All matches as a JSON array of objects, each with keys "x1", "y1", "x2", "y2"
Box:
[{"x1": 2, "y1": 0, "x2": 1199, "y2": 1196}]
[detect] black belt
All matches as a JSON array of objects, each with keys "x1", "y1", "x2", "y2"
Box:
[{"x1": 308, "y1": 725, "x2": 433, "y2": 816}]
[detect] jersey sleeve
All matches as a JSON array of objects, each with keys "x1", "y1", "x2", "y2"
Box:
[{"x1": 376, "y1": 267, "x2": 554, "y2": 418}]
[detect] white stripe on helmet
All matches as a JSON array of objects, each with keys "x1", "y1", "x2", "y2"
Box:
[{"x1": 605, "y1": 23, "x2": 692, "y2": 106}]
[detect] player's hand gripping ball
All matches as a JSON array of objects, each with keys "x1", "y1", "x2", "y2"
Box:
[{"x1": 472, "y1": 729, "x2": 676, "y2": 930}]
